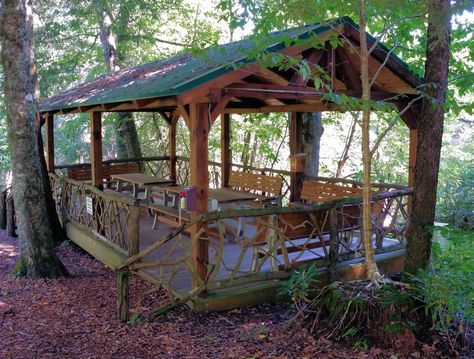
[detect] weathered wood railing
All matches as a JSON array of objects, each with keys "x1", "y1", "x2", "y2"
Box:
[
  {"x1": 49, "y1": 173, "x2": 141, "y2": 257},
  {"x1": 120, "y1": 188, "x2": 412, "y2": 316}
]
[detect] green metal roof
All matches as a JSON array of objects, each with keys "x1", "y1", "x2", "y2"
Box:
[{"x1": 39, "y1": 16, "x2": 422, "y2": 113}]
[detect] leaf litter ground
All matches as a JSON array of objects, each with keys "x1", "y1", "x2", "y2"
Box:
[{"x1": 0, "y1": 231, "x2": 448, "y2": 358}]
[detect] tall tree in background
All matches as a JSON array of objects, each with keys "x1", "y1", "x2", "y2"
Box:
[
  {"x1": 404, "y1": 0, "x2": 451, "y2": 274},
  {"x1": 301, "y1": 112, "x2": 324, "y2": 177},
  {"x1": 0, "y1": 0, "x2": 67, "y2": 278},
  {"x1": 95, "y1": 2, "x2": 143, "y2": 162}
]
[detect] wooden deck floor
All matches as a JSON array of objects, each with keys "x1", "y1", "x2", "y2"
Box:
[{"x1": 135, "y1": 207, "x2": 403, "y2": 297}]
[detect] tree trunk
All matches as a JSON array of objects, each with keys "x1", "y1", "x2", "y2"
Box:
[
  {"x1": 301, "y1": 112, "x2": 324, "y2": 177},
  {"x1": 37, "y1": 128, "x2": 66, "y2": 244},
  {"x1": 6, "y1": 195, "x2": 16, "y2": 238},
  {"x1": 96, "y1": 4, "x2": 143, "y2": 163},
  {"x1": 335, "y1": 113, "x2": 358, "y2": 178},
  {"x1": 0, "y1": 0, "x2": 67, "y2": 278},
  {"x1": 404, "y1": 0, "x2": 451, "y2": 274},
  {"x1": 359, "y1": 0, "x2": 379, "y2": 280},
  {"x1": 0, "y1": 190, "x2": 7, "y2": 230}
]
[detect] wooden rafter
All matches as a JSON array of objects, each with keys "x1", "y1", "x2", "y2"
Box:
[
  {"x1": 335, "y1": 46, "x2": 362, "y2": 91},
  {"x1": 343, "y1": 23, "x2": 421, "y2": 90},
  {"x1": 289, "y1": 48, "x2": 325, "y2": 86}
]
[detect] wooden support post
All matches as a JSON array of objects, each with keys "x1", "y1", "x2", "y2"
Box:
[
  {"x1": 0, "y1": 190, "x2": 6, "y2": 230},
  {"x1": 45, "y1": 113, "x2": 55, "y2": 173},
  {"x1": 6, "y1": 195, "x2": 16, "y2": 237},
  {"x1": 289, "y1": 112, "x2": 303, "y2": 202},
  {"x1": 127, "y1": 204, "x2": 140, "y2": 257},
  {"x1": 116, "y1": 268, "x2": 130, "y2": 322},
  {"x1": 90, "y1": 112, "x2": 103, "y2": 189},
  {"x1": 168, "y1": 117, "x2": 177, "y2": 183},
  {"x1": 221, "y1": 113, "x2": 231, "y2": 187},
  {"x1": 189, "y1": 103, "x2": 209, "y2": 289},
  {"x1": 328, "y1": 208, "x2": 339, "y2": 283}
]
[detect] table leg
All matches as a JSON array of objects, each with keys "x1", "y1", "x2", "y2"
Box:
[{"x1": 132, "y1": 184, "x2": 137, "y2": 198}]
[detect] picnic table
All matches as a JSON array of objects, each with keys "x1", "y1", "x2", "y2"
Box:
[
  {"x1": 162, "y1": 186, "x2": 261, "y2": 207},
  {"x1": 111, "y1": 173, "x2": 174, "y2": 205}
]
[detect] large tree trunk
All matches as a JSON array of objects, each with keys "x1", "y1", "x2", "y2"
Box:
[
  {"x1": 301, "y1": 112, "x2": 324, "y2": 177},
  {"x1": 97, "y1": 4, "x2": 143, "y2": 163},
  {"x1": 404, "y1": 0, "x2": 451, "y2": 274},
  {"x1": 0, "y1": 0, "x2": 67, "y2": 278},
  {"x1": 37, "y1": 129, "x2": 66, "y2": 244}
]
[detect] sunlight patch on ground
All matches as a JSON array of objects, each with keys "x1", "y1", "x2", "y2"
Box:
[{"x1": 0, "y1": 243, "x2": 18, "y2": 257}]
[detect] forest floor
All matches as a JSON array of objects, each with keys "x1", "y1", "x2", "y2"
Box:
[{"x1": 0, "y1": 231, "x2": 456, "y2": 359}]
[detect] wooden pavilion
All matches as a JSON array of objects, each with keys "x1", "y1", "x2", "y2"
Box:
[{"x1": 39, "y1": 17, "x2": 422, "y2": 318}]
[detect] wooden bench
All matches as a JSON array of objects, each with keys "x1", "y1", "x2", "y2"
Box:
[
  {"x1": 254, "y1": 181, "x2": 365, "y2": 268},
  {"x1": 148, "y1": 200, "x2": 220, "y2": 237},
  {"x1": 67, "y1": 162, "x2": 140, "y2": 187},
  {"x1": 299, "y1": 180, "x2": 363, "y2": 204},
  {"x1": 148, "y1": 204, "x2": 190, "y2": 229},
  {"x1": 228, "y1": 171, "x2": 283, "y2": 206}
]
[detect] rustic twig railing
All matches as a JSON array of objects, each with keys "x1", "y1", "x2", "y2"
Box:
[
  {"x1": 49, "y1": 174, "x2": 141, "y2": 256},
  {"x1": 119, "y1": 188, "x2": 412, "y2": 316},
  {"x1": 47, "y1": 164, "x2": 411, "y2": 320}
]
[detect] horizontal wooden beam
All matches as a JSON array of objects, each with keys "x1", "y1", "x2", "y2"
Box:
[
  {"x1": 224, "y1": 103, "x2": 338, "y2": 114},
  {"x1": 222, "y1": 83, "x2": 414, "y2": 102}
]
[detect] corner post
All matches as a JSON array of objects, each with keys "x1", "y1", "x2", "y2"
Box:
[
  {"x1": 189, "y1": 103, "x2": 209, "y2": 289},
  {"x1": 289, "y1": 112, "x2": 303, "y2": 202},
  {"x1": 45, "y1": 113, "x2": 55, "y2": 173},
  {"x1": 90, "y1": 112, "x2": 103, "y2": 189},
  {"x1": 168, "y1": 117, "x2": 178, "y2": 183},
  {"x1": 221, "y1": 113, "x2": 231, "y2": 187}
]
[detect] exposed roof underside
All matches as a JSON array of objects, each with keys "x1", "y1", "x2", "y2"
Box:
[{"x1": 39, "y1": 16, "x2": 423, "y2": 127}]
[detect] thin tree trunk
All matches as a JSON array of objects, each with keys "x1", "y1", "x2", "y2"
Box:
[
  {"x1": 335, "y1": 113, "x2": 358, "y2": 178},
  {"x1": 404, "y1": 0, "x2": 451, "y2": 274},
  {"x1": 301, "y1": 112, "x2": 324, "y2": 177},
  {"x1": 241, "y1": 130, "x2": 252, "y2": 168},
  {"x1": 359, "y1": 0, "x2": 379, "y2": 280},
  {"x1": 0, "y1": 190, "x2": 7, "y2": 230},
  {"x1": 0, "y1": 0, "x2": 67, "y2": 278}
]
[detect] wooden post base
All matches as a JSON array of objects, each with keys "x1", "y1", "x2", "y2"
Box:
[{"x1": 116, "y1": 268, "x2": 130, "y2": 322}]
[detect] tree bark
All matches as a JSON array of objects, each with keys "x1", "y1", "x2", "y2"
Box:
[
  {"x1": 404, "y1": 0, "x2": 451, "y2": 274},
  {"x1": 96, "y1": 4, "x2": 143, "y2": 163},
  {"x1": 0, "y1": 190, "x2": 7, "y2": 230},
  {"x1": 37, "y1": 128, "x2": 66, "y2": 244},
  {"x1": 301, "y1": 112, "x2": 324, "y2": 177},
  {"x1": 0, "y1": 0, "x2": 67, "y2": 278},
  {"x1": 335, "y1": 113, "x2": 358, "y2": 178},
  {"x1": 359, "y1": 0, "x2": 379, "y2": 280}
]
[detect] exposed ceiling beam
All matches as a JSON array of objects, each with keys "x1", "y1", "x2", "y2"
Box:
[
  {"x1": 335, "y1": 46, "x2": 362, "y2": 91},
  {"x1": 289, "y1": 48, "x2": 325, "y2": 86}
]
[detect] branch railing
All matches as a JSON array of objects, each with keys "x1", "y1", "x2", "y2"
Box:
[
  {"x1": 120, "y1": 188, "x2": 412, "y2": 309},
  {"x1": 49, "y1": 173, "x2": 140, "y2": 256}
]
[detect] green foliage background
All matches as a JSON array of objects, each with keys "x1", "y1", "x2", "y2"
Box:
[{"x1": 0, "y1": 0, "x2": 472, "y2": 220}]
